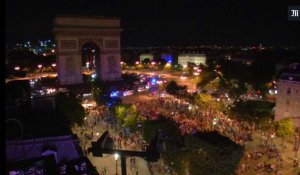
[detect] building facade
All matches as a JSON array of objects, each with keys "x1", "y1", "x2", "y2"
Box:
[
  {"x1": 275, "y1": 65, "x2": 300, "y2": 128},
  {"x1": 53, "y1": 16, "x2": 122, "y2": 85},
  {"x1": 139, "y1": 53, "x2": 154, "y2": 63},
  {"x1": 178, "y1": 54, "x2": 206, "y2": 66}
]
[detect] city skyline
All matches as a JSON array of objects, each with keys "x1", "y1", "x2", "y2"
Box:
[{"x1": 6, "y1": 0, "x2": 300, "y2": 47}]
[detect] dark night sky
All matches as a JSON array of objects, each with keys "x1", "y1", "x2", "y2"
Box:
[{"x1": 5, "y1": 0, "x2": 300, "y2": 47}]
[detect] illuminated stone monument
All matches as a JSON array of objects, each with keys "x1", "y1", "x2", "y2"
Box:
[{"x1": 53, "y1": 16, "x2": 122, "y2": 85}]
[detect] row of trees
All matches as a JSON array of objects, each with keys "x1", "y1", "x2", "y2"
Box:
[
  {"x1": 142, "y1": 117, "x2": 244, "y2": 175},
  {"x1": 196, "y1": 59, "x2": 277, "y2": 98}
]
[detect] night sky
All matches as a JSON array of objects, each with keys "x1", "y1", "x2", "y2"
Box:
[{"x1": 5, "y1": 0, "x2": 300, "y2": 47}]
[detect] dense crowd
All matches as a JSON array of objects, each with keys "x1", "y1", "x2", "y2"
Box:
[
  {"x1": 134, "y1": 97, "x2": 299, "y2": 175},
  {"x1": 73, "y1": 96, "x2": 298, "y2": 175}
]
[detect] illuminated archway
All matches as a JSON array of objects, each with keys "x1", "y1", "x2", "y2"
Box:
[{"x1": 53, "y1": 16, "x2": 122, "y2": 85}]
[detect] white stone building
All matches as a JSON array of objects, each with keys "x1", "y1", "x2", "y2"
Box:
[
  {"x1": 178, "y1": 54, "x2": 206, "y2": 66},
  {"x1": 275, "y1": 65, "x2": 300, "y2": 128}
]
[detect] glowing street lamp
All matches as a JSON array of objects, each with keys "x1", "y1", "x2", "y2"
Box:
[
  {"x1": 270, "y1": 133, "x2": 275, "y2": 147},
  {"x1": 114, "y1": 153, "x2": 119, "y2": 175},
  {"x1": 14, "y1": 66, "x2": 20, "y2": 71},
  {"x1": 135, "y1": 61, "x2": 140, "y2": 65},
  {"x1": 151, "y1": 61, "x2": 156, "y2": 65},
  {"x1": 51, "y1": 63, "x2": 56, "y2": 67},
  {"x1": 37, "y1": 64, "x2": 43, "y2": 72}
]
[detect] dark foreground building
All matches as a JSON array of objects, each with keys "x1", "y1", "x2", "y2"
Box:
[{"x1": 5, "y1": 96, "x2": 98, "y2": 175}]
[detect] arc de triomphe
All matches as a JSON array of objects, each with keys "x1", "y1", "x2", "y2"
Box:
[{"x1": 53, "y1": 16, "x2": 122, "y2": 85}]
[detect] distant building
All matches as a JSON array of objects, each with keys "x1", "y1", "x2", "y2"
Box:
[
  {"x1": 178, "y1": 54, "x2": 206, "y2": 66},
  {"x1": 139, "y1": 53, "x2": 154, "y2": 63},
  {"x1": 275, "y1": 63, "x2": 300, "y2": 128}
]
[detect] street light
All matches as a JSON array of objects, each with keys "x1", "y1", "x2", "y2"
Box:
[
  {"x1": 37, "y1": 64, "x2": 43, "y2": 73},
  {"x1": 14, "y1": 66, "x2": 20, "y2": 71},
  {"x1": 270, "y1": 133, "x2": 275, "y2": 147},
  {"x1": 114, "y1": 153, "x2": 119, "y2": 175}
]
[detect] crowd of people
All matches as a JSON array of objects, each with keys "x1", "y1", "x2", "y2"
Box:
[
  {"x1": 72, "y1": 95, "x2": 298, "y2": 175},
  {"x1": 135, "y1": 97, "x2": 253, "y2": 145},
  {"x1": 134, "y1": 96, "x2": 299, "y2": 175}
]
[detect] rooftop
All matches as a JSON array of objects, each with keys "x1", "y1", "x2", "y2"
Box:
[
  {"x1": 279, "y1": 73, "x2": 300, "y2": 83},
  {"x1": 279, "y1": 63, "x2": 300, "y2": 83}
]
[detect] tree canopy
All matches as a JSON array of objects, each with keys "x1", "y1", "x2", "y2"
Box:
[
  {"x1": 229, "y1": 100, "x2": 275, "y2": 130},
  {"x1": 166, "y1": 81, "x2": 188, "y2": 98},
  {"x1": 113, "y1": 104, "x2": 145, "y2": 132},
  {"x1": 275, "y1": 118, "x2": 295, "y2": 138},
  {"x1": 55, "y1": 92, "x2": 85, "y2": 127}
]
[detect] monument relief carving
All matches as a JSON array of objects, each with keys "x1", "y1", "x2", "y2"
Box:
[
  {"x1": 65, "y1": 57, "x2": 75, "y2": 75},
  {"x1": 54, "y1": 16, "x2": 122, "y2": 85},
  {"x1": 104, "y1": 39, "x2": 119, "y2": 49},
  {"x1": 107, "y1": 56, "x2": 117, "y2": 73},
  {"x1": 60, "y1": 40, "x2": 77, "y2": 49}
]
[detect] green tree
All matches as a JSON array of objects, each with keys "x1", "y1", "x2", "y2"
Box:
[
  {"x1": 166, "y1": 81, "x2": 187, "y2": 97},
  {"x1": 114, "y1": 105, "x2": 127, "y2": 124},
  {"x1": 275, "y1": 118, "x2": 294, "y2": 139},
  {"x1": 185, "y1": 132, "x2": 244, "y2": 175},
  {"x1": 55, "y1": 92, "x2": 85, "y2": 127},
  {"x1": 194, "y1": 92, "x2": 224, "y2": 112},
  {"x1": 228, "y1": 82, "x2": 247, "y2": 99},
  {"x1": 123, "y1": 111, "x2": 137, "y2": 131},
  {"x1": 229, "y1": 100, "x2": 274, "y2": 128},
  {"x1": 142, "y1": 58, "x2": 150, "y2": 65},
  {"x1": 142, "y1": 116, "x2": 180, "y2": 143},
  {"x1": 123, "y1": 105, "x2": 138, "y2": 130},
  {"x1": 113, "y1": 104, "x2": 142, "y2": 131}
]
